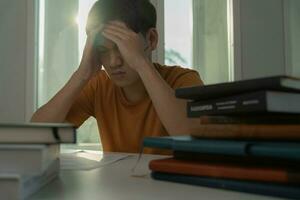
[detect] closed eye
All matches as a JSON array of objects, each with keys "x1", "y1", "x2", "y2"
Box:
[{"x1": 99, "y1": 50, "x2": 109, "y2": 54}]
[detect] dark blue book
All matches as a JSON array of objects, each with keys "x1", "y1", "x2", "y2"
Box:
[
  {"x1": 143, "y1": 136, "x2": 300, "y2": 160},
  {"x1": 175, "y1": 76, "x2": 300, "y2": 101},
  {"x1": 187, "y1": 90, "x2": 300, "y2": 117},
  {"x1": 151, "y1": 172, "x2": 300, "y2": 199}
]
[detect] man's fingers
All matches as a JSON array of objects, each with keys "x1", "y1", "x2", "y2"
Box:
[
  {"x1": 102, "y1": 28, "x2": 126, "y2": 43},
  {"x1": 104, "y1": 24, "x2": 133, "y2": 37}
]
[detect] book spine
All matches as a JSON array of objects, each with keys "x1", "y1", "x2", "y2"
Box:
[
  {"x1": 190, "y1": 124, "x2": 300, "y2": 140},
  {"x1": 149, "y1": 158, "x2": 300, "y2": 184},
  {"x1": 187, "y1": 91, "x2": 267, "y2": 117},
  {"x1": 151, "y1": 172, "x2": 300, "y2": 199},
  {"x1": 200, "y1": 115, "x2": 300, "y2": 124},
  {"x1": 142, "y1": 137, "x2": 173, "y2": 149},
  {"x1": 173, "y1": 151, "x2": 300, "y2": 167},
  {"x1": 173, "y1": 140, "x2": 247, "y2": 156}
]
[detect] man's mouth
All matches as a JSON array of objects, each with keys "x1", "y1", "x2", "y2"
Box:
[{"x1": 111, "y1": 71, "x2": 126, "y2": 77}]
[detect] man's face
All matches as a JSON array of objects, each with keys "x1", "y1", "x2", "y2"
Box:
[{"x1": 94, "y1": 34, "x2": 147, "y2": 88}]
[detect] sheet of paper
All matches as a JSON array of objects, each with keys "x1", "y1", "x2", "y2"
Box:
[{"x1": 60, "y1": 150, "x2": 133, "y2": 171}]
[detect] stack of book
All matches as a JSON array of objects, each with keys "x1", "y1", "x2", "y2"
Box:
[
  {"x1": 0, "y1": 123, "x2": 76, "y2": 200},
  {"x1": 145, "y1": 76, "x2": 300, "y2": 199}
]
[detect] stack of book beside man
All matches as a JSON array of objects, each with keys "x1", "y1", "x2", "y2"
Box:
[
  {"x1": 0, "y1": 123, "x2": 76, "y2": 200},
  {"x1": 144, "y1": 76, "x2": 300, "y2": 199}
]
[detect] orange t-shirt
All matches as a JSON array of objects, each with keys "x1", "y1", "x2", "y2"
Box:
[{"x1": 66, "y1": 63, "x2": 203, "y2": 154}]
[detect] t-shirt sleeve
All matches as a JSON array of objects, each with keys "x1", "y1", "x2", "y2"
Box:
[
  {"x1": 172, "y1": 70, "x2": 204, "y2": 89},
  {"x1": 65, "y1": 79, "x2": 97, "y2": 128}
]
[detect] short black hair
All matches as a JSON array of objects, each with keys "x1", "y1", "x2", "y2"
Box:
[{"x1": 86, "y1": 0, "x2": 157, "y2": 36}]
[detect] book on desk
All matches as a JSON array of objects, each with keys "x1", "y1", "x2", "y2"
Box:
[
  {"x1": 0, "y1": 123, "x2": 76, "y2": 144},
  {"x1": 186, "y1": 90, "x2": 300, "y2": 117},
  {"x1": 0, "y1": 123, "x2": 76, "y2": 200},
  {"x1": 145, "y1": 131, "x2": 300, "y2": 199},
  {"x1": 151, "y1": 171, "x2": 300, "y2": 199},
  {"x1": 175, "y1": 75, "x2": 300, "y2": 101},
  {"x1": 146, "y1": 75, "x2": 300, "y2": 200}
]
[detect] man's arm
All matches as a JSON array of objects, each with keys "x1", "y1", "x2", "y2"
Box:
[
  {"x1": 137, "y1": 61, "x2": 203, "y2": 135},
  {"x1": 102, "y1": 22, "x2": 203, "y2": 135},
  {"x1": 31, "y1": 28, "x2": 101, "y2": 123},
  {"x1": 31, "y1": 71, "x2": 89, "y2": 123}
]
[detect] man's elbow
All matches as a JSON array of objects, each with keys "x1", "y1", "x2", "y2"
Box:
[
  {"x1": 30, "y1": 114, "x2": 48, "y2": 123},
  {"x1": 30, "y1": 112, "x2": 40, "y2": 123},
  {"x1": 30, "y1": 111, "x2": 65, "y2": 124}
]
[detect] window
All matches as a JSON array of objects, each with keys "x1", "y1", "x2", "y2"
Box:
[
  {"x1": 164, "y1": 0, "x2": 193, "y2": 67},
  {"x1": 164, "y1": 0, "x2": 230, "y2": 84},
  {"x1": 192, "y1": 0, "x2": 230, "y2": 84},
  {"x1": 37, "y1": 0, "x2": 100, "y2": 146}
]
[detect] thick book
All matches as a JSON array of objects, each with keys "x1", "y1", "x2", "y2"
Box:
[
  {"x1": 143, "y1": 136, "x2": 300, "y2": 160},
  {"x1": 151, "y1": 172, "x2": 300, "y2": 199},
  {"x1": 175, "y1": 75, "x2": 300, "y2": 101},
  {"x1": 149, "y1": 158, "x2": 300, "y2": 184},
  {"x1": 173, "y1": 151, "x2": 300, "y2": 168},
  {"x1": 187, "y1": 90, "x2": 300, "y2": 117},
  {"x1": 0, "y1": 159, "x2": 59, "y2": 200},
  {"x1": 189, "y1": 124, "x2": 300, "y2": 140},
  {"x1": 199, "y1": 115, "x2": 300, "y2": 124},
  {"x1": 0, "y1": 123, "x2": 76, "y2": 144},
  {"x1": 0, "y1": 144, "x2": 59, "y2": 175}
]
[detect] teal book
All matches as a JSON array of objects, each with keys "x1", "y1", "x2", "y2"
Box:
[{"x1": 143, "y1": 136, "x2": 300, "y2": 160}]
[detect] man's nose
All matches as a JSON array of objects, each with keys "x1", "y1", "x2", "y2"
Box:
[{"x1": 109, "y1": 49, "x2": 123, "y2": 67}]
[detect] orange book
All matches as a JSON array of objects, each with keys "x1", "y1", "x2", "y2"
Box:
[
  {"x1": 190, "y1": 124, "x2": 300, "y2": 140},
  {"x1": 149, "y1": 158, "x2": 300, "y2": 184}
]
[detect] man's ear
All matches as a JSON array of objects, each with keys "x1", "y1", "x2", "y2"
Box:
[{"x1": 146, "y1": 28, "x2": 158, "y2": 51}]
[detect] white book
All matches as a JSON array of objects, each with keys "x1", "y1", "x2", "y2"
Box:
[
  {"x1": 0, "y1": 144, "x2": 59, "y2": 175},
  {"x1": 0, "y1": 159, "x2": 59, "y2": 200},
  {"x1": 0, "y1": 123, "x2": 76, "y2": 144}
]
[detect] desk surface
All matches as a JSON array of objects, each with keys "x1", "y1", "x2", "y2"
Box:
[{"x1": 30, "y1": 152, "x2": 285, "y2": 200}]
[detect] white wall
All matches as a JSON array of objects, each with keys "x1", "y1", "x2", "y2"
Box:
[
  {"x1": 284, "y1": 0, "x2": 300, "y2": 77},
  {"x1": 0, "y1": 0, "x2": 29, "y2": 122},
  {"x1": 235, "y1": 0, "x2": 286, "y2": 80}
]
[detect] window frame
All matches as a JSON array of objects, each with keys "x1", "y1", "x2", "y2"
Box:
[
  {"x1": 26, "y1": 0, "x2": 39, "y2": 122},
  {"x1": 150, "y1": 0, "x2": 165, "y2": 64}
]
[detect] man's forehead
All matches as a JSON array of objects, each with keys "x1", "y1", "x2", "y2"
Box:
[{"x1": 89, "y1": 19, "x2": 127, "y2": 29}]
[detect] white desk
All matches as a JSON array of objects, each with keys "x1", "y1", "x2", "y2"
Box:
[{"x1": 30, "y1": 152, "x2": 285, "y2": 200}]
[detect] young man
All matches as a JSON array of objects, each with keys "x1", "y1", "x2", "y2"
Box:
[{"x1": 31, "y1": 0, "x2": 203, "y2": 153}]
